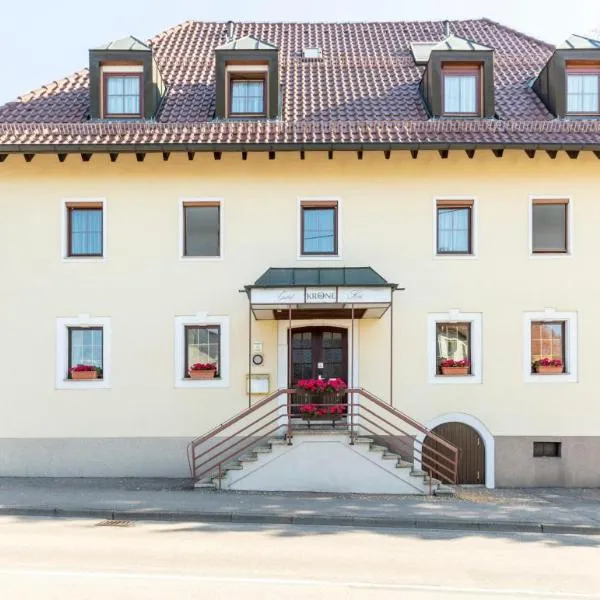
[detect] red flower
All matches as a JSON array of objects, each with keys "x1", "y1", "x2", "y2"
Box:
[
  {"x1": 70, "y1": 364, "x2": 97, "y2": 372},
  {"x1": 296, "y1": 378, "x2": 348, "y2": 394},
  {"x1": 190, "y1": 362, "x2": 217, "y2": 371},
  {"x1": 440, "y1": 359, "x2": 470, "y2": 368},
  {"x1": 535, "y1": 358, "x2": 562, "y2": 367}
]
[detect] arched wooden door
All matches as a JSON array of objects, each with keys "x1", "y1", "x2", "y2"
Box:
[{"x1": 425, "y1": 422, "x2": 485, "y2": 485}]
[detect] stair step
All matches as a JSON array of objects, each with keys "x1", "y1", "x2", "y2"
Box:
[
  {"x1": 424, "y1": 477, "x2": 441, "y2": 486},
  {"x1": 268, "y1": 438, "x2": 288, "y2": 446},
  {"x1": 255, "y1": 446, "x2": 272, "y2": 454},
  {"x1": 396, "y1": 460, "x2": 412, "y2": 469},
  {"x1": 355, "y1": 437, "x2": 373, "y2": 444},
  {"x1": 434, "y1": 485, "x2": 456, "y2": 497},
  {"x1": 382, "y1": 453, "x2": 401, "y2": 460},
  {"x1": 239, "y1": 454, "x2": 258, "y2": 462},
  {"x1": 370, "y1": 444, "x2": 387, "y2": 452},
  {"x1": 226, "y1": 463, "x2": 244, "y2": 470},
  {"x1": 410, "y1": 470, "x2": 427, "y2": 477},
  {"x1": 194, "y1": 480, "x2": 217, "y2": 489}
]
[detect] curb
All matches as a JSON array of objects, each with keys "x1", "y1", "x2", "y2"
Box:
[{"x1": 1, "y1": 507, "x2": 599, "y2": 535}]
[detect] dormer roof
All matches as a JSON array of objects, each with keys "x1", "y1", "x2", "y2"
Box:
[
  {"x1": 215, "y1": 35, "x2": 277, "y2": 51},
  {"x1": 430, "y1": 34, "x2": 492, "y2": 53},
  {"x1": 557, "y1": 34, "x2": 600, "y2": 50},
  {"x1": 91, "y1": 35, "x2": 151, "y2": 52}
]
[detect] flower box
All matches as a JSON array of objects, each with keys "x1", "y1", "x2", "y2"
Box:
[
  {"x1": 441, "y1": 366, "x2": 470, "y2": 376},
  {"x1": 189, "y1": 369, "x2": 216, "y2": 380},
  {"x1": 71, "y1": 370, "x2": 98, "y2": 380},
  {"x1": 535, "y1": 365, "x2": 564, "y2": 375}
]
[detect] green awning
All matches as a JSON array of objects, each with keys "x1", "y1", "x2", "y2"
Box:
[{"x1": 249, "y1": 267, "x2": 395, "y2": 289}]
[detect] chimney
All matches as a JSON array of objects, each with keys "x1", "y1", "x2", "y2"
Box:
[
  {"x1": 226, "y1": 20, "x2": 234, "y2": 41},
  {"x1": 444, "y1": 20, "x2": 451, "y2": 37}
]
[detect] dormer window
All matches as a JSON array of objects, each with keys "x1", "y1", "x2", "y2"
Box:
[
  {"x1": 442, "y1": 64, "x2": 481, "y2": 116},
  {"x1": 88, "y1": 36, "x2": 164, "y2": 120},
  {"x1": 566, "y1": 63, "x2": 600, "y2": 115},
  {"x1": 104, "y1": 73, "x2": 143, "y2": 117},
  {"x1": 230, "y1": 77, "x2": 265, "y2": 116}
]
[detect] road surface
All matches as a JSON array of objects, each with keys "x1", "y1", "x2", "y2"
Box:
[{"x1": 0, "y1": 516, "x2": 598, "y2": 599}]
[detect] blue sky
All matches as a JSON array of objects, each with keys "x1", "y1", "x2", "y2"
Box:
[{"x1": 1, "y1": 0, "x2": 599, "y2": 105}]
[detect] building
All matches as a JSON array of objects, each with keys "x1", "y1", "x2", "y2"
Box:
[{"x1": 1, "y1": 19, "x2": 600, "y2": 491}]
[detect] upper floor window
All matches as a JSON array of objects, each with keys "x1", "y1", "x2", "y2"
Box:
[
  {"x1": 566, "y1": 64, "x2": 600, "y2": 115},
  {"x1": 531, "y1": 199, "x2": 568, "y2": 254},
  {"x1": 442, "y1": 64, "x2": 481, "y2": 116},
  {"x1": 436, "y1": 199, "x2": 473, "y2": 255},
  {"x1": 103, "y1": 73, "x2": 142, "y2": 117},
  {"x1": 66, "y1": 202, "x2": 104, "y2": 258},
  {"x1": 230, "y1": 77, "x2": 265, "y2": 116},
  {"x1": 300, "y1": 201, "x2": 338, "y2": 256},
  {"x1": 182, "y1": 201, "x2": 221, "y2": 258}
]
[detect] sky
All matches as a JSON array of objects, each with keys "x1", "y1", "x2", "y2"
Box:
[{"x1": 1, "y1": 0, "x2": 599, "y2": 105}]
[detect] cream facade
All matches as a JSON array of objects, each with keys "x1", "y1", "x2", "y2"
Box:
[{"x1": 0, "y1": 150, "x2": 599, "y2": 486}]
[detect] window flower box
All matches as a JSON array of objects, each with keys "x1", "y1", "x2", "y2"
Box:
[
  {"x1": 70, "y1": 364, "x2": 99, "y2": 380},
  {"x1": 440, "y1": 359, "x2": 470, "y2": 376},
  {"x1": 533, "y1": 358, "x2": 563, "y2": 375},
  {"x1": 189, "y1": 363, "x2": 217, "y2": 379}
]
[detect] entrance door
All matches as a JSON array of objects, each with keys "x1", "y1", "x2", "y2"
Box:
[
  {"x1": 290, "y1": 326, "x2": 348, "y2": 385},
  {"x1": 424, "y1": 422, "x2": 485, "y2": 484}
]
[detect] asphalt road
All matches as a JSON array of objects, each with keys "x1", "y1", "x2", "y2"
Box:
[{"x1": 0, "y1": 516, "x2": 598, "y2": 599}]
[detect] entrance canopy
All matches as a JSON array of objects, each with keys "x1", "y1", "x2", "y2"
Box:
[{"x1": 245, "y1": 267, "x2": 398, "y2": 320}]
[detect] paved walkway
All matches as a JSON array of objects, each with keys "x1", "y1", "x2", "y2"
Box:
[{"x1": 0, "y1": 478, "x2": 599, "y2": 534}]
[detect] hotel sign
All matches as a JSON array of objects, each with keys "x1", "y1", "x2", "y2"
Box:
[{"x1": 251, "y1": 286, "x2": 391, "y2": 305}]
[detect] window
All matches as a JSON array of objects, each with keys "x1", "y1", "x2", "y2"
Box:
[
  {"x1": 427, "y1": 312, "x2": 482, "y2": 384},
  {"x1": 68, "y1": 327, "x2": 103, "y2": 378},
  {"x1": 300, "y1": 201, "x2": 338, "y2": 256},
  {"x1": 566, "y1": 64, "x2": 600, "y2": 115},
  {"x1": 531, "y1": 321, "x2": 565, "y2": 373},
  {"x1": 436, "y1": 200, "x2": 473, "y2": 254},
  {"x1": 531, "y1": 199, "x2": 568, "y2": 254},
  {"x1": 436, "y1": 323, "x2": 471, "y2": 374},
  {"x1": 533, "y1": 442, "x2": 561, "y2": 458},
  {"x1": 524, "y1": 311, "x2": 577, "y2": 383},
  {"x1": 67, "y1": 204, "x2": 103, "y2": 257},
  {"x1": 56, "y1": 316, "x2": 111, "y2": 389},
  {"x1": 175, "y1": 315, "x2": 230, "y2": 388},
  {"x1": 230, "y1": 78, "x2": 265, "y2": 115},
  {"x1": 185, "y1": 325, "x2": 221, "y2": 378},
  {"x1": 183, "y1": 202, "x2": 221, "y2": 257},
  {"x1": 103, "y1": 73, "x2": 142, "y2": 117},
  {"x1": 442, "y1": 64, "x2": 481, "y2": 115}
]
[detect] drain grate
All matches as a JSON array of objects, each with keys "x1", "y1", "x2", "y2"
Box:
[{"x1": 95, "y1": 520, "x2": 133, "y2": 527}]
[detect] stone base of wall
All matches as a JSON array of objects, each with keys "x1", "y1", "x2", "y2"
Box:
[
  {"x1": 495, "y1": 436, "x2": 600, "y2": 488},
  {"x1": 0, "y1": 438, "x2": 191, "y2": 477}
]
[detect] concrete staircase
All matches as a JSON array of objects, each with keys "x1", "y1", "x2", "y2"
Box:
[{"x1": 195, "y1": 432, "x2": 455, "y2": 496}]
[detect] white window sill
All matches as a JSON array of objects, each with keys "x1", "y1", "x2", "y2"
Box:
[
  {"x1": 62, "y1": 257, "x2": 106, "y2": 263},
  {"x1": 525, "y1": 373, "x2": 577, "y2": 383},
  {"x1": 430, "y1": 374, "x2": 481, "y2": 385},
  {"x1": 56, "y1": 379, "x2": 110, "y2": 390},
  {"x1": 175, "y1": 378, "x2": 229, "y2": 389},
  {"x1": 297, "y1": 255, "x2": 342, "y2": 261},
  {"x1": 180, "y1": 256, "x2": 223, "y2": 262},
  {"x1": 529, "y1": 253, "x2": 573, "y2": 260},
  {"x1": 434, "y1": 254, "x2": 477, "y2": 260}
]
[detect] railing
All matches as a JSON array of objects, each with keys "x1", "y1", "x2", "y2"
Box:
[{"x1": 187, "y1": 387, "x2": 459, "y2": 491}]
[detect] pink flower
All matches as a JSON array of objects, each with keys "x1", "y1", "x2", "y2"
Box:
[{"x1": 190, "y1": 363, "x2": 217, "y2": 371}]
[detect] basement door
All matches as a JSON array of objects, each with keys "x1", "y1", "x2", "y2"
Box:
[{"x1": 425, "y1": 422, "x2": 485, "y2": 485}]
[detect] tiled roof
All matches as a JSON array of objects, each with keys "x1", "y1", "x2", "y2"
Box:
[{"x1": 1, "y1": 19, "x2": 600, "y2": 150}]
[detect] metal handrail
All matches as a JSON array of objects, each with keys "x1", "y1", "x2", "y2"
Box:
[{"x1": 187, "y1": 387, "x2": 459, "y2": 488}]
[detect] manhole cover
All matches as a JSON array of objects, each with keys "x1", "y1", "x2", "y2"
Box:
[{"x1": 95, "y1": 520, "x2": 133, "y2": 527}]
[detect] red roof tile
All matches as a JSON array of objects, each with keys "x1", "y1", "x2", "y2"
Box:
[{"x1": 1, "y1": 19, "x2": 599, "y2": 149}]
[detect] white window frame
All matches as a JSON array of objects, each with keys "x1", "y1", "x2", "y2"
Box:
[
  {"x1": 528, "y1": 196, "x2": 573, "y2": 258},
  {"x1": 427, "y1": 310, "x2": 482, "y2": 384},
  {"x1": 297, "y1": 197, "x2": 342, "y2": 260},
  {"x1": 61, "y1": 198, "x2": 107, "y2": 262},
  {"x1": 524, "y1": 309, "x2": 578, "y2": 383},
  {"x1": 175, "y1": 314, "x2": 230, "y2": 388},
  {"x1": 433, "y1": 196, "x2": 478, "y2": 259},
  {"x1": 56, "y1": 315, "x2": 111, "y2": 389},
  {"x1": 179, "y1": 198, "x2": 224, "y2": 261}
]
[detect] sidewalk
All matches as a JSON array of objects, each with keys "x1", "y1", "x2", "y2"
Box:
[{"x1": 0, "y1": 478, "x2": 599, "y2": 535}]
